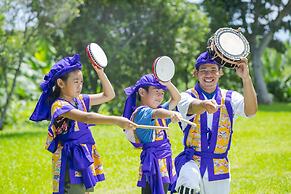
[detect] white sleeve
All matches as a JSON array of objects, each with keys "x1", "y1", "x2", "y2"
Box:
[
  {"x1": 176, "y1": 92, "x2": 195, "y2": 119},
  {"x1": 231, "y1": 91, "x2": 248, "y2": 117}
]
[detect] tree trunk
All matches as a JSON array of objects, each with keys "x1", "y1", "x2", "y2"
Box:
[{"x1": 252, "y1": 48, "x2": 273, "y2": 104}]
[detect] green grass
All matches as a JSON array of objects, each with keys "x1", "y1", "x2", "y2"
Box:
[{"x1": 0, "y1": 103, "x2": 290, "y2": 194}]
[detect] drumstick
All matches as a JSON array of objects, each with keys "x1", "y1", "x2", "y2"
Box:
[
  {"x1": 136, "y1": 124, "x2": 169, "y2": 130},
  {"x1": 180, "y1": 118, "x2": 197, "y2": 127}
]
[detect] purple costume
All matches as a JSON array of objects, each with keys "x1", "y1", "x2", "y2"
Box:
[{"x1": 30, "y1": 54, "x2": 104, "y2": 194}]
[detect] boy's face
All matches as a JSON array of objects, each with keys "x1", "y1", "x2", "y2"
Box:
[{"x1": 139, "y1": 86, "x2": 164, "y2": 108}]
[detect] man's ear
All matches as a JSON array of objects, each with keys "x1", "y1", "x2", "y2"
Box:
[
  {"x1": 219, "y1": 68, "x2": 224, "y2": 77},
  {"x1": 57, "y1": 78, "x2": 65, "y2": 88},
  {"x1": 192, "y1": 69, "x2": 198, "y2": 78},
  {"x1": 138, "y1": 88, "x2": 146, "y2": 97}
]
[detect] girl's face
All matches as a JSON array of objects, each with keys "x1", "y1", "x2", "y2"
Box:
[
  {"x1": 140, "y1": 86, "x2": 164, "y2": 108},
  {"x1": 59, "y1": 70, "x2": 83, "y2": 99}
]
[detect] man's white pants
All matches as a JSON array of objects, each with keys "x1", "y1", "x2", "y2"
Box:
[{"x1": 175, "y1": 160, "x2": 230, "y2": 194}]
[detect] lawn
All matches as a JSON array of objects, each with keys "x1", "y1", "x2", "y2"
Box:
[{"x1": 0, "y1": 103, "x2": 290, "y2": 194}]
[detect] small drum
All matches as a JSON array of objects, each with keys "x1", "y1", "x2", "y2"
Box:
[
  {"x1": 207, "y1": 27, "x2": 250, "y2": 68},
  {"x1": 152, "y1": 56, "x2": 175, "y2": 82},
  {"x1": 86, "y1": 43, "x2": 108, "y2": 68}
]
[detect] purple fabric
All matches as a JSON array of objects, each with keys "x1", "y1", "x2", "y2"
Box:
[
  {"x1": 123, "y1": 74, "x2": 167, "y2": 121},
  {"x1": 46, "y1": 97, "x2": 104, "y2": 194},
  {"x1": 195, "y1": 51, "x2": 220, "y2": 69},
  {"x1": 30, "y1": 54, "x2": 82, "y2": 122},
  {"x1": 58, "y1": 129, "x2": 96, "y2": 193},
  {"x1": 138, "y1": 139, "x2": 176, "y2": 194},
  {"x1": 173, "y1": 84, "x2": 234, "y2": 188}
]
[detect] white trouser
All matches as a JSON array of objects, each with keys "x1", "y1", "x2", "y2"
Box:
[{"x1": 175, "y1": 160, "x2": 230, "y2": 194}]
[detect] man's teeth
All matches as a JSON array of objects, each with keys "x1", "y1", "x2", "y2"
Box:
[{"x1": 205, "y1": 79, "x2": 213, "y2": 83}]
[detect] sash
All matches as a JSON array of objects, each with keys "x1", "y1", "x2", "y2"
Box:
[{"x1": 139, "y1": 139, "x2": 173, "y2": 194}]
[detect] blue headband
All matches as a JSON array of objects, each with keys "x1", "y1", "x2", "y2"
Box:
[
  {"x1": 122, "y1": 74, "x2": 167, "y2": 120},
  {"x1": 30, "y1": 54, "x2": 82, "y2": 121},
  {"x1": 195, "y1": 51, "x2": 220, "y2": 69}
]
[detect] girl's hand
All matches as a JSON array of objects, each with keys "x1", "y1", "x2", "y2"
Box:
[
  {"x1": 117, "y1": 117, "x2": 137, "y2": 130},
  {"x1": 92, "y1": 64, "x2": 104, "y2": 74},
  {"x1": 170, "y1": 111, "x2": 182, "y2": 123}
]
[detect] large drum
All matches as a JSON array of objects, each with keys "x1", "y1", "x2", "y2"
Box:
[{"x1": 207, "y1": 27, "x2": 250, "y2": 68}]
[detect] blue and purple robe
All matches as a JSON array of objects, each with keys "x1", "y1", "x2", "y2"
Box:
[{"x1": 125, "y1": 106, "x2": 177, "y2": 194}]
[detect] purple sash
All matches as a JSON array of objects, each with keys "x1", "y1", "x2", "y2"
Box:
[
  {"x1": 139, "y1": 139, "x2": 175, "y2": 194},
  {"x1": 173, "y1": 84, "x2": 233, "y2": 192},
  {"x1": 55, "y1": 128, "x2": 98, "y2": 194}
]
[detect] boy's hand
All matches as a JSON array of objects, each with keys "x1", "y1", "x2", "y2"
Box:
[
  {"x1": 117, "y1": 117, "x2": 137, "y2": 130},
  {"x1": 170, "y1": 111, "x2": 182, "y2": 123},
  {"x1": 158, "y1": 80, "x2": 171, "y2": 87}
]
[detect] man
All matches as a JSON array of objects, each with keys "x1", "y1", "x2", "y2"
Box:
[{"x1": 174, "y1": 51, "x2": 257, "y2": 194}]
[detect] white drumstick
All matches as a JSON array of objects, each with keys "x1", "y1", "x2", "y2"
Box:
[
  {"x1": 136, "y1": 124, "x2": 169, "y2": 130},
  {"x1": 180, "y1": 118, "x2": 197, "y2": 127}
]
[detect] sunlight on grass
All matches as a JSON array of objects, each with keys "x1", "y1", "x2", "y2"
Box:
[{"x1": 0, "y1": 103, "x2": 290, "y2": 194}]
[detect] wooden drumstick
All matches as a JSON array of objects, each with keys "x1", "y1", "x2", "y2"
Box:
[
  {"x1": 180, "y1": 118, "x2": 197, "y2": 127},
  {"x1": 136, "y1": 124, "x2": 169, "y2": 130}
]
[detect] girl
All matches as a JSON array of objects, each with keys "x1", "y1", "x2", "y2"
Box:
[{"x1": 30, "y1": 54, "x2": 136, "y2": 194}]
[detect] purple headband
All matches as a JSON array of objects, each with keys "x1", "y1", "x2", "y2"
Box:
[
  {"x1": 123, "y1": 74, "x2": 167, "y2": 120},
  {"x1": 195, "y1": 51, "x2": 220, "y2": 69},
  {"x1": 30, "y1": 54, "x2": 82, "y2": 121}
]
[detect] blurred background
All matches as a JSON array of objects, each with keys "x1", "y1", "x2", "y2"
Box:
[
  {"x1": 0, "y1": 0, "x2": 290, "y2": 193},
  {"x1": 0, "y1": 0, "x2": 290, "y2": 130}
]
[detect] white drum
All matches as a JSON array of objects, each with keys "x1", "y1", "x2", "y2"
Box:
[
  {"x1": 86, "y1": 43, "x2": 108, "y2": 68},
  {"x1": 152, "y1": 56, "x2": 175, "y2": 82},
  {"x1": 207, "y1": 27, "x2": 250, "y2": 68}
]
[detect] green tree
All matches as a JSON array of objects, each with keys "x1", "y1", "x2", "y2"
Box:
[
  {"x1": 52, "y1": 0, "x2": 209, "y2": 114},
  {"x1": 202, "y1": 0, "x2": 291, "y2": 104},
  {"x1": 0, "y1": 0, "x2": 83, "y2": 130}
]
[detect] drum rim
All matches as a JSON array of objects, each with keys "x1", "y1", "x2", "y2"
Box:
[
  {"x1": 86, "y1": 43, "x2": 107, "y2": 68},
  {"x1": 152, "y1": 56, "x2": 175, "y2": 82},
  {"x1": 213, "y1": 27, "x2": 250, "y2": 61}
]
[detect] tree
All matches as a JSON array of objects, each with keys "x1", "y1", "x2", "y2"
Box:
[
  {"x1": 0, "y1": 0, "x2": 83, "y2": 130},
  {"x1": 52, "y1": 0, "x2": 209, "y2": 114},
  {"x1": 202, "y1": 0, "x2": 291, "y2": 104}
]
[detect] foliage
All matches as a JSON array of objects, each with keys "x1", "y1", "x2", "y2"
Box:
[
  {"x1": 202, "y1": 0, "x2": 291, "y2": 104},
  {"x1": 0, "y1": 0, "x2": 84, "y2": 129},
  {"x1": 263, "y1": 44, "x2": 291, "y2": 102},
  {"x1": 51, "y1": 0, "x2": 209, "y2": 114},
  {"x1": 0, "y1": 103, "x2": 290, "y2": 193}
]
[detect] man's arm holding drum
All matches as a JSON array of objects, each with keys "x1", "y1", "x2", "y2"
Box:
[{"x1": 235, "y1": 58, "x2": 258, "y2": 116}]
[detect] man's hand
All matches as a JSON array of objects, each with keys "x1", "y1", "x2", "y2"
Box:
[
  {"x1": 236, "y1": 58, "x2": 250, "y2": 80},
  {"x1": 201, "y1": 99, "x2": 221, "y2": 114}
]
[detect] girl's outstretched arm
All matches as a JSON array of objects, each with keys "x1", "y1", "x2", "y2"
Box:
[
  {"x1": 62, "y1": 109, "x2": 136, "y2": 130},
  {"x1": 88, "y1": 67, "x2": 115, "y2": 106}
]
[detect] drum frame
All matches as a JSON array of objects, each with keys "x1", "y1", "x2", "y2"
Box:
[{"x1": 207, "y1": 27, "x2": 250, "y2": 68}]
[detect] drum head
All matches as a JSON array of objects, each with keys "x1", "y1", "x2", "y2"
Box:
[
  {"x1": 86, "y1": 43, "x2": 108, "y2": 68},
  {"x1": 152, "y1": 56, "x2": 175, "y2": 82},
  {"x1": 214, "y1": 28, "x2": 249, "y2": 61}
]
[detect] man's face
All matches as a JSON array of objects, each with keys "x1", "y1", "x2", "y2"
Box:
[{"x1": 195, "y1": 63, "x2": 221, "y2": 93}]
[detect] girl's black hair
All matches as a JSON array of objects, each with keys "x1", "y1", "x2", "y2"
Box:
[
  {"x1": 49, "y1": 73, "x2": 70, "y2": 102},
  {"x1": 137, "y1": 86, "x2": 149, "y2": 101}
]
